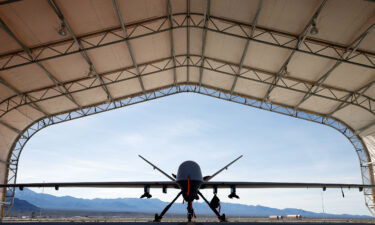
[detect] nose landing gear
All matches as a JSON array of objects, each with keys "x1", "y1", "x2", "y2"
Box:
[{"x1": 187, "y1": 201, "x2": 196, "y2": 222}]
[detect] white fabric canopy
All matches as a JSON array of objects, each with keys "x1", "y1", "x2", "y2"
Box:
[{"x1": 0, "y1": 0, "x2": 374, "y2": 215}]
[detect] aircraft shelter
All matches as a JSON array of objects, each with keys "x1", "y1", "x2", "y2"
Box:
[{"x1": 0, "y1": 0, "x2": 374, "y2": 216}]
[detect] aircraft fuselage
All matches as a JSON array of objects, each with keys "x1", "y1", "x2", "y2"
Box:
[{"x1": 176, "y1": 160, "x2": 203, "y2": 202}]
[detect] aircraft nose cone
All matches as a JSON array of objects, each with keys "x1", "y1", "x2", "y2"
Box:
[{"x1": 176, "y1": 161, "x2": 203, "y2": 181}]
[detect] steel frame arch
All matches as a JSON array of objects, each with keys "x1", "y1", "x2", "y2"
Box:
[{"x1": 2, "y1": 84, "x2": 374, "y2": 216}]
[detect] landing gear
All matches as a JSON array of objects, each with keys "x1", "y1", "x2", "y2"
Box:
[
  {"x1": 188, "y1": 213, "x2": 193, "y2": 222},
  {"x1": 198, "y1": 191, "x2": 227, "y2": 222},
  {"x1": 153, "y1": 191, "x2": 182, "y2": 222},
  {"x1": 152, "y1": 190, "x2": 226, "y2": 222},
  {"x1": 187, "y1": 201, "x2": 196, "y2": 222}
]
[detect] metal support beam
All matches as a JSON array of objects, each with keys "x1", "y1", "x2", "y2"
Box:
[
  {"x1": 294, "y1": 24, "x2": 375, "y2": 109},
  {"x1": 263, "y1": 0, "x2": 328, "y2": 102},
  {"x1": 0, "y1": 0, "x2": 21, "y2": 5},
  {"x1": 356, "y1": 121, "x2": 375, "y2": 135},
  {"x1": 47, "y1": 0, "x2": 114, "y2": 102},
  {"x1": 0, "y1": 77, "x2": 49, "y2": 117},
  {"x1": 0, "y1": 18, "x2": 82, "y2": 109},
  {"x1": 112, "y1": 0, "x2": 146, "y2": 94},
  {"x1": 186, "y1": 0, "x2": 191, "y2": 82},
  {"x1": 0, "y1": 160, "x2": 9, "y2": 165},
  {"x1": 358, "y1": 80, "x2": 375, "y2": 95},
  {"x1": 1, "y1": 13, "x2": 374, "y2": 71},
  {"x1": 327, "y1": 79, "x2": 375, "y2": 117},
  {"x1": 0, "y1": 54, "x2": 374, "y2": 119},
  {"x1": 198, "y1": 0, "x2": 211, "y2": 88},
  {"x1": 0, "y1": 121, "x2": 21, "y2": 134},
  {"x1": 167, "y1": 0, "x2": 178, "y2": 88},
  {"x1": 230, "y1": 0, "x2": 263, "y2": 95}
]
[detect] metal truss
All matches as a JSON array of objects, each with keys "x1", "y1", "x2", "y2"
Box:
[
  {"x1": 112, "y1": 0, "x2": 146, "y2": 94},
  {"x1": 2, "y1": 84, "x2": 374, "y2": 216},
  {"x1": 167, "y1": 0, "x2": 178, "y2": 88},
  {"x1": 0, "y1": 120, "x2": 21, "y2": 134},
  {"x1": 186, "y1": 0, "x2": 191, "y2": 82},
  {"x1": 293, "y1": 24, "x2": 375, "y2": 110},
  {"x1": 48, "y1": 0, "x2": 114, "y2": 102},
  {"x1": 327, "y1": 80, "x2": 375, "y2": 119},
  {"x1": 0, "y1": 19, "x2": 82, "y2": 110},
  {"x1": 263, "y1": 0, "x2": 328, "y2": 102},
  {"x1": 230, "y1": 0, "x2": 263, "y2": 95},
  {"x1": 1, "y1": 13, "x2": 374, "y2": 72},
  {"x1": 198, "y1": 0, "x2": 210, "y2": 88},
  {"x1": 0, "y1": 77, "x2": 49, "y2": 117},
  {"x1": 0, "y1": 54, "x2": 374, "y2": 122}
]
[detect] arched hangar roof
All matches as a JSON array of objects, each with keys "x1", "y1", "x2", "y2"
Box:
[{"x1": 0, "y1": 0, "x2": 374, "y2": 215}]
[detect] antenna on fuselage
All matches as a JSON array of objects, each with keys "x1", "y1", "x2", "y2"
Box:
[
  {"x1": 204, "y1": 155, "x2": 243, "y2": 181},
  {"x1": 138, "y1": 155, "x2": 175, "y2": 181}
]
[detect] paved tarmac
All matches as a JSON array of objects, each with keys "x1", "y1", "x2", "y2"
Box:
[{"x1": 1, "y1": 222, "x2": 375, "y2": 225}]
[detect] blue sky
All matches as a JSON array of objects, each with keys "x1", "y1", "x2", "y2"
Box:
[{"x1": 16, "y1": 93, "x2": 369, "y2": 215}]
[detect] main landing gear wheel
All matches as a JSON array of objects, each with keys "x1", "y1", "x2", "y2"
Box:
[
  {"x1": 154, "y1": 213, "x2": 161, "y2": 222},
  {"x1": 218, "y1": 214, "x2": 226, "y2": 222},
  {"x1": 198, "y1": 191, "x2": 227, "y2": 222},
  {"x1": 152, "y1": 191, "x2": 182, "y2": 222}
]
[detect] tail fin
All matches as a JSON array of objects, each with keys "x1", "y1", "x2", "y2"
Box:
[
  {"x1": 138, "y1": 155, "x2": 175, "y2": 181},
  {"x1": 204, "y1": 155, "x2": 243, "y2": 181}
]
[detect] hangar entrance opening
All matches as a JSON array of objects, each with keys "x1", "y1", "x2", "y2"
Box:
[{"x1": 10, "y1": 92, "x2": 373, "y2": 216}]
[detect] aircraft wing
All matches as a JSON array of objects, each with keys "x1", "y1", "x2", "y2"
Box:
[
  {"x1": 201, "y1": 181, "x2": 375, "y2": 189},
  {"x1": 0, "y1": 181, "x2": 178, "y2": 189}
]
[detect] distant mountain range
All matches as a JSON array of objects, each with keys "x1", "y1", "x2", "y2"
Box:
[
  {"x1": 11, "y1": 198, "x2": 39, "y2": 213},
  {"x1": 12, "y1": 188, "x2": 371, "y2": 219}
]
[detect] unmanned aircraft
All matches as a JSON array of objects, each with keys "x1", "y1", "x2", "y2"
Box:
[{"x1": 1, "y1": 155, "x2": 374, "y2": 222}]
